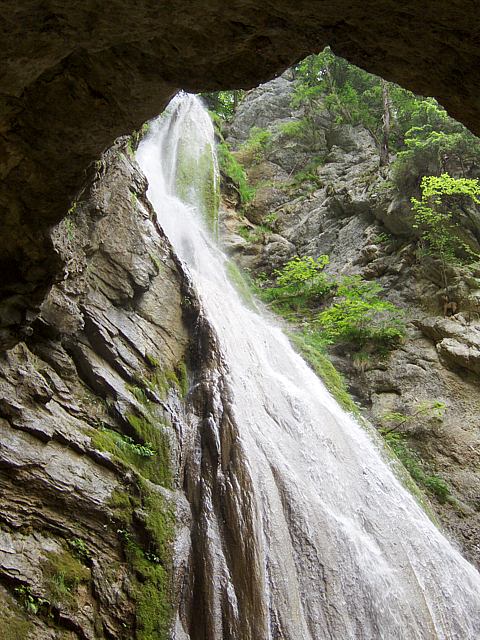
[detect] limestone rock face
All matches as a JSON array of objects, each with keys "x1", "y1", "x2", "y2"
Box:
[
  {"x1": 2, "y1": 0, "x2": 480, "y2": 345},
  {"x1": 223, "y1": 76, "x2": 480, "y2": 568},
  {"x1": 0, "y1": 139, "x2": 192, "y2": 638}
]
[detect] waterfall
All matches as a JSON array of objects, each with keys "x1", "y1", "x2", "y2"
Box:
[{"x1": 136, "y1": 95, "x2": 480, "y2": 640}]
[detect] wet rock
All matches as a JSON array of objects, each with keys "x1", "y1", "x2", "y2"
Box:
[
  {"x1": 224, "y1": 76, "x2": 480, "y2": 569},
  {"x1": 0, "y1": 141, "x2": 191, "y2": 637}
]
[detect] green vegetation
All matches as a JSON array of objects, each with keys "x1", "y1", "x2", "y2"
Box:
[
  {"x1": 88, "y1": 369, "x2": 181, "y2": 637},
  {"x1": 226, "y1": 261, "x2": 257, "y2": 309},
  {"x1": 380, "y1": 400, "x2": 446, "y2": 435},
  {"x1": 13, "y1": 585, "x2": 49, "y2": 615},
  {"x1": 237, "y1": 126, "x2": 272, "y2": 164},
  {"x1": 258, "y1": 255, "x2": 333, "y2": 317},
  {"x1": 111, "y1": 485, "x2": 175, "y2": 640},
  {"x1": 67, "y1": 538, "x2": 92, "y2": 563},
  {"x1": 290, "y1": 330, "x2": 359, "y2": 414},
  {"x1": 3, "y1": 594, "x2": 34, "y2": 640},
  {"x1": 142, "y1": 362, "x2": 189, "y2": 399},
  {"x1": 201, "y1": 90, "x2": 245, "y2": 121},
  {"x1": 91, "y1": 425, "x2": 169, "y2": 486},
  {"x1": 317, "y1": 276, "x2": 405, "y2": 349},
  {"x1": 411, "y1": 173, "x2": 480, "y2": 280},
  {"x1": 175, "y1": 143, "x2": 220, "y2": 234},
  {"x1": 392, "y1": 99, "x2": 480, "y2": 188},
  {"x1": 42, "y1": 550, "x2": 90, "y2": 608},
  {"x1": 217, "y1": 141, "x2": 255, "y2": 204},
  {"x1": 291, "y1": 47, "x2": 480, "y2": 178},
  {"x1": 382, "y1": 431, "x2": 451, "y2": 503},
  {"x1": 258, "y1": 256, "x2": 404, "y2": 352},
  {"x1": 125, "y1": 415, "x2": 172, "y2": 487}
]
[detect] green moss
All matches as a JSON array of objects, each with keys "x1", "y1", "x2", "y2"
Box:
[
  {"x1": 175, "y1": 143, "x2": 219, "y2": 234},
  {"x1": 176, "y1": 362, "x2": 189, "y2": 398},
  {"x1": 1, "y1": 603, "x2": 33, "y2": 640},
  {"x1": 290, "y1": 330, "x2": 360, "y2": 415},
  {"x1": 125, "y1": 416, "x2": 172, "y2": 488},
  {"x1": 217, "y1": 141, "x2": 255, "y2": 204},
  {"x1": 109, "y1": 488, "x2": 138, "y2": 525},
  {"x1": 146, "y1": 353, "x2": 161, "y2": 368},
  {"x1": 382, "y1": 431, "x2": 452, "y2": 504},
  {"x1": 91, "y1": 419, "x2": 170, "y2": 487},
  {"x1": 111, "y1": 482, "x2": 175, "y2": 640},
  {"x1": 127, "y1": 384, "x2": 149, "y2": 406},
  {"x1": 144, "y1": 364, "x2": 188, "y2": 400},
  {"x1": 43, "y1": 550, "x2": 90, "y2": 608},
  {"x1": 133, "y1": 487, "x2": 174, "y2": 640},
  {"x1": 226, "y1": 262, "x2": 257, "y2": 309}
]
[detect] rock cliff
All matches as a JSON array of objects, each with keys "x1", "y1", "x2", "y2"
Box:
[
  {"x1": 0, "y1": 139, "x2": 195, "y2": 638},
  {"x1": 221, "y1": 75, "x2": 480, "y2": 568}
]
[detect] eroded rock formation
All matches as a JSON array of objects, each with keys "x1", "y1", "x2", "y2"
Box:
[
  {"x1": 222, "y1": 75, "x2": 480, "y2": 567},
  {"x1": 0, "y1": 139, "x2": 195, "y2": 638},
  {"x1": 2, "y1": 0, "x2": 480, "y2": 345}
]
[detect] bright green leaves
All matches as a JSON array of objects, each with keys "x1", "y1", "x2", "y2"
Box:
[
  {"x1": 418, "y1": 173, "x2": 480, "y2": 201},
  {"x1": 200, "y1": 90, "x2": 245, "y2": 121},
  {"x1": 274, "y1": 255, "x2": 329, "y2": 286},
  {"x1": 317, "y1": 276, "x2": 405, "y2": 348},
  {"x1": 259, "y1": 258, "x2": 404, "y2": 351},
  {"x1": 411, "y1": 173, "x2": 480, "y2": 265}
]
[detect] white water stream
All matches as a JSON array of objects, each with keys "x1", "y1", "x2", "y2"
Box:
[{"x1": 137, "y1": 95, "x2": 480, "y2": 640}]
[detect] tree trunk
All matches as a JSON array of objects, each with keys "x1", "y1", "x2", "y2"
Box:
[{"x1": 380, "y1": 79, "x2": 391, "y2": 167}]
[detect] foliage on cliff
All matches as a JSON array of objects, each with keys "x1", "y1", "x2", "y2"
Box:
[{"x1": 291, "y1": 48, "x2": 480, "y2": 185}]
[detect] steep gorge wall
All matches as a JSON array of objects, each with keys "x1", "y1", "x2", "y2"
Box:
[
  {"x1": 2, "y1": 0, "x2": 480, "y2": 348},
  {"x1": 0, "y1": 140, "x2": 197, "y2": 638},
  {"x1": 221, "y1": 76, "x2": 480, "y2": 567}
]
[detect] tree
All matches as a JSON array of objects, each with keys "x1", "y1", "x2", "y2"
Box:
[
  {"x1": 292, "y1": 49, "x2": 397, "y2": 165},
  {"x1": 411, "y1": 173, "x2": 480, "y2": 288},
  {"x1": 380, "y1": 79, "x2": 391, "y2": 167},
  {"x1": 392, "y1": 98, "x2": 480, "y2": 188},
  {"x1": 201, "y1": 90, "x2": 245, "y2": 121}
]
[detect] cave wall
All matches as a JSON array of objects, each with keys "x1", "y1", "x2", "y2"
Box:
[{"x1": 1, "y1": 0, "x2": 480, "y2": 346}]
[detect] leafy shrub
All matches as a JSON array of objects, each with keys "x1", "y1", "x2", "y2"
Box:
[
  {"x1": 275, "y1": 255, "x2": 329, "y2": 286},
  {"x1": 14, "y1": 585, "x2": 49, "y2": 615},
  {"x1": 67, "y1": 538, "x2": 92, "y2": 563},
  {"x1": 317, "y1": 276, "x2": 405, "y2": 349},
  {"x1": 258, "y1": 255, "x2": 333, "y2": 316},
  {"x1": 279, "y1": 119, "x2": 310, "y2": 139},
  {"x1": 411, "y1": 173, "x2": 480, "y2": 268}
]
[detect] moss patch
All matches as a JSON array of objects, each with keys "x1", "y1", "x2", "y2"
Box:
[
  {"x1": 1, "y1": 595, "x2": 33, "y2": 640},
  {"x1": 382, "y1": 431, "x2": 452, "y2": 504},
  {"x1": 226, "y1": 262, "x2": 257, "y2": 309},
  {"x1": 176, "y1": 142, "x2": 220, "y2": 235},
  {"x1": 289, "y1": 329, "x2": 360, "y2": 415},
  {"x1": 42, "y1": 550, "x2": 90, "y2": 608},
  {"x1": 217, "y1": 141, "x2": 255, "y2": 204},
  {"x1": 112, "y1": 483, "x2": 175, "y2": 640}
]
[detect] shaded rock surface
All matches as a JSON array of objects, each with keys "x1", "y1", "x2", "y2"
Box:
[
  {"x1": 3, "y1": 0, "x2": 480, "y2": 348},
  {"x1": 0, "y1": 140, "x2": 195, "y2": 638},
  {"x1": 222, "y1": 76, "x2": 480, "y2": 567}
]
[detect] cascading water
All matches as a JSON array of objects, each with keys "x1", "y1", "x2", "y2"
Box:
[{"x1": 137, "y1": 95, "x2": 480, "y2": 640}]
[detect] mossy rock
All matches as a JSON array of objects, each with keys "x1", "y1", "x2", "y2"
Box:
[{"x1": 42, "y1": 550, "x2": 90, "y2": 608}]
